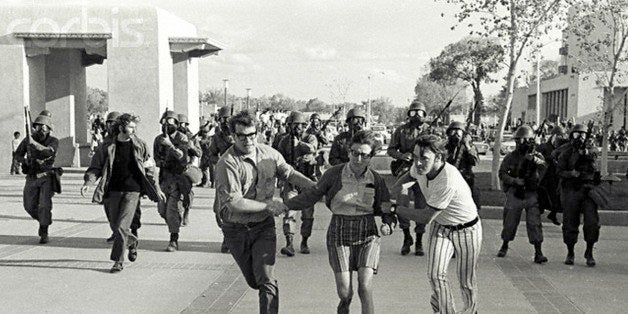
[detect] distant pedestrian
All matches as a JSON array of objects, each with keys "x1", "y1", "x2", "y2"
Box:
[
  {"x1": 390, "y1": 134, "x2": 482, "y2": 314},
  {"x1": 14, "y1": 114, "x2": 59, "y2": 244},
  {"x1": 285, "y1": 130, "x2": 397, "y2": 314},
  {"x1": 214, "y1": 110, "x2": 315, "y2": 314},
  {"x1": 81, "y1": 114, "x2": 165, "y2": 273},
  {"x1": 10, "y1": 131, "x2": 21, "y2": 175}
]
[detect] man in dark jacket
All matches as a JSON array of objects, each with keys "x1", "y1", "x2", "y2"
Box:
[
  {"x1": 328, "y1": 108, "x2": 366, "y2": 166},
  {"x1": 15, "y1": 114, "x2": 59, "y2": 244},
  {"x1": 82, "y1": 114, "x2": 165, "y2": 272}
]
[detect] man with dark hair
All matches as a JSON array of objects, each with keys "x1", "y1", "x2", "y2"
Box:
[
  {"x1": 11, "y1": 131, "x2": 21, "y2": 175},
  {"x1": 82, "y1": 114, "x2": 165, "y2": 272},
  {"x1": 154, "y1": 111, "x2": 196, "y2": 252},
  {"x1": 389, "y1": 134, "x2": 482, "y2": 314},
  {"x1": 215, "y1": 110, "x2": 315, "y2": 314},
  {"x1": 14, "y1": 114, "x2": 59, "y2": 244},
  {"x1": 387, "y1": 99, "x2": 431, "y2": 256}
]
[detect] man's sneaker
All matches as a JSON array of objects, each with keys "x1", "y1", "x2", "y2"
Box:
[
  {"x1": 39, "y1": 235, "x2": 49, "y2": 244},
  {"x1": 166, "y1": 240, "x2": 178, "y2": 252},
  {"x1": 564, "y1": 253, "x2": 575, "y2": 265},
  {"x1": 110, "y1": 262, "x2": 123, "y2": 273},
  {"x1": 534, "y1": 254, "x2": 548, "y2": 264},
  {"x1": 106, "y1": 234, "x2": 115, "y2": 243},
  {"x1": 128, "y1": 242, "x2": 138, "y2": 262}
]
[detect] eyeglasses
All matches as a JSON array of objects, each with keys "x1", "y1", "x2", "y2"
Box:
[
  {"x1": 408, "y1": 110, "x2": 426, "y2": 118},
  {"x1": 350, "y1": 149, "x2": 372, "y2": 159},
  {"x1": 235, "y1": 131, "x2": 258, "y2": 141}
]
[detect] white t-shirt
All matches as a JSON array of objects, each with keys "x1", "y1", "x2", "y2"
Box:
[{"x1": 410, "y1": 162, "x2": 477, "y2": 225}]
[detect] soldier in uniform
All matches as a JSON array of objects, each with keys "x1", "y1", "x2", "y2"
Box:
[
  {"x1": 306, "y1": 113, "x2": 329, "y2": 179},
  {"x1": 208, "y1": 106, "x2": 235, "y2": 253},
  {"x1": 14, "y1": 114, "x2": 59, "y2": 244},
  {"x1": 177, "y1": 113, "x2": 202, "y2": 226},
  {"x1": 328, "y1": 108, "x2": 366, "y2": 166},
  {"x1": 536, "y1": 125, "x2": 568, "y2": 225},
  {"x1": 276, "y1": 112, "x2": 318, "y2": 256},
  {"x1": 556, "y1": 124, "x2": 601, "y2": 266},
  {"x1": 153, "y1": 111, "x2": 195, "y2": 252},
  {"x1": 196, "y1": 121, "x2": 214, "y2": 188},
  {"x1": 387, "y1": 100, "x2": 430, "y2": 256},
  {"x1": 444, "y1": 121, "x2": 481, "y2": 210},
  {"x1": 497, "y1": 125, "x2": 548, "y2": 263}
]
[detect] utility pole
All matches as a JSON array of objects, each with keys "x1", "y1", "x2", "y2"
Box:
[
  {"x1": 246, "y1": 88, "x2": 251, "y2": 111},
  {"x1": 223, "y1": 79, "x2": 230, "y2": 114}
]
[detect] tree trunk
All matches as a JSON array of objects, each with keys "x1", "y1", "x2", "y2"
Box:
[
  {"x1": 601, "y1": 87, "x2": 613, "y2": 177},
  {"x1": 472, "y1": 80, "x2": 483, "y2": 125}
]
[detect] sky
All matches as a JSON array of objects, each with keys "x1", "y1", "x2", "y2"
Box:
[{"x1": 16, "y1": 0, "x2": 562, "y2": 107}]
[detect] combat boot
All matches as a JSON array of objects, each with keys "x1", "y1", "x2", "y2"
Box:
[
  {"x1": 300, "y1": 237, "x2": 310, "y2": 254},
  {"x1": 106, "y1": 233, "x2": 115, "y2": 243},
  {"x1": 280, "y1": 235, "x2": 295, "y2": 257},
  {"x1": 167, "y1": 233, "x2": 179, "y2": 252},
  {"x1": 38, "y1": 225, "x2": 49, "y2": 244},
  {"x1": 414, "y1": 232, "x2": 424, "y2": 256},
  {"x1": 565, "y1": 244, "x2": 575, "y2": 265},
  {"x1": 220, "y1": 238, "x2": 230, "y2": 253},
  {"x1": 497, "y1": 241, "x2": 508, "y2": 257},
  {"x1": 533, "y1": 242, "x2": 548, "y2": 264},
  {"x1": 585, "y1": 243, "x2": 596, "y2": 267},
  {"x1": 401, "y1": 229, "x2": 413, "y2": 256}
]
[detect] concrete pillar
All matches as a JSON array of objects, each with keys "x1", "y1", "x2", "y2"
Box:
[
  {"x1": 27, "y1": 53, "x2": 46, "y2": 115},
  {"x1": 0, "y1": 44, "x2": 29, "y2": 171},
  {"x1": 172, "y1": 53, "x2": 200, "y2": 132}
]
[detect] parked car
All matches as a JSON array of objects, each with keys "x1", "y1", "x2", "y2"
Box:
[
  {"x1": 371, "y1": 124, "x2": 391, "y2": 144},
  {"x1": 491, "y1": 134, "x2": 516, "y2": 155},
  {"x1": 472, "y1": 136, "x2": 489, "y2": 155}
]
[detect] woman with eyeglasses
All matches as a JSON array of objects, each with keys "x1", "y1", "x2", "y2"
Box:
[{"x1": 285, "y1": 130, "x2": 397, "y2": 314}]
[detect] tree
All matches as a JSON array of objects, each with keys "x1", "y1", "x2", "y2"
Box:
[
  {"x1": 414, "y1": 75, "x2": 467, "y2": 124},
  {"x1": 305, "y1": 98, "x2": 327, "y2": 112},
  {"x1": 445, "y1": 0, "x2": 572, "y2": 189},
  {"x1": 86, "y1": 87, "x2": 108, "y2": 117},
  {"x1": 527, "y1": 59, "x2": 560, "y2": 84},
  {"x1": 567, "y1": 0, "x2": 628, "y2": 177},
  {"x1": 367, "y1": 97, "x2": 406, "y2": 125},
  {"x1": 429, "y1": 36, "x2": 504, "y2": 125}
]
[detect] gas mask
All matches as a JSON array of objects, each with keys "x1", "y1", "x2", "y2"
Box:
[
  {"x1": 447, "y1": 129, "x2": 463, "y2": 145},
  {"x1": 290, "y1": 123, "x2": 305, "y2": 137},
  {"x1": 408, "y1": 110, "x2": 426, "y2": 126},
  {"x1": 516, "y1": 138, "x2": 535, "y2": 153},
  {"x1": 348, "y1": 117, "x2": 365, "y2": 132},
  {"x1": 162, "y1": 123, "x2": 177, "y2": 135},
  {"x1": 571, "y1": 132, "x2": 586, "y2": 150},
  {"x1": 32, "y1": 124, "x2": 50, "y2": 141}
]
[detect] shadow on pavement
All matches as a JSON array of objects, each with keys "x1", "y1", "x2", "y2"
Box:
[
  {"x1": 0, "y1": 214, "x2": 165, "y2": 227},
  {"x1": 0, "y1": 234, "x2": 224, "y2": 253},
  {"x1": 0, "y1": 258, "x2": 110, "y2": 273}
]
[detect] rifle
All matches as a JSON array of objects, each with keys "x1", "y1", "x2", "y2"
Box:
[
  {"x1": 452, "y1": 97, "x2": 482, "y2": 168},
  {"x1": 512, "y1": 119, "x2": 548, "y2": 199},
  {"x1": 320, "y1": 107, "x2": 343, "y2": 132},
  {"x1": 23, "y1": 105, "x2": 33, "y2": 159},
  {"x1": 429, "y1": 87, "x2": 464, "y2": 128}
]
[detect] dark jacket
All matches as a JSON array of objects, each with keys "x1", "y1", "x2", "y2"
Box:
[
  {"x1": 499, "y1": 149, "x2": 546, "y2": 193},
  {"x1": 208, "y1": 127, "x2": 234, "y2": 165},
  {"x1": 328, "y1": 131, "x2": 352, "y2": 166},
  {"x1": 84, "y1": 135, "x2": 161, "y2": 204},
  {"x1": 153, "y1": 131, "x2": 191, "y2": 176},
  {"x1": 15, "y1": 134, "x2": 59, "y2": 175}
]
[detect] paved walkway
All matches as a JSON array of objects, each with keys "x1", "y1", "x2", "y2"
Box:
[{"x1": 0, "y1": 172, "x2": 627, "y2": 313}]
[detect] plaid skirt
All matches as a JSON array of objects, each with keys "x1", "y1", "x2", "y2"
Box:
[{"x1": 327, "y1": 214, "x2": 381, "y2": 273}]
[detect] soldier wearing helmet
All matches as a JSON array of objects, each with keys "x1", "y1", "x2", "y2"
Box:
[
  {"x1": 556, "y1": 123, "x2": 601, "y2": 267},
  {"x1": 387, "y1": 99, "x2": 431, "y2": 256},
  {"x1": 153, "y1": 110, "x2": 197, "y2": 252},
  {"x1": 14, "y1": 114, "x2": 59, "y2": 244},
  {"x1": 536, "y1": 124, "x2": 568, "y2": 225},
  {"x1": 195, "y1": 121, "x2": 215, "y2": 188},
  {"x1": 445, "y1": 121, "x2": 481, "y2": 210},
  {"x1": 275, "y1": 111, "x2": 319, "y2": 256},
  {"x1": 328, "y1": 108, "x2": 366, "y2": 166},
  {"x1": 306, "y1": 112, "x2": 329, "y2": 148},
  {"x1": 175, "y1": 113, "x2": 202, "y2": 227},
  {"x1": 497, "y1": 125, "x2": 548, "y2": 264}
]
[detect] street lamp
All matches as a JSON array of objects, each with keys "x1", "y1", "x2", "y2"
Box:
[
  {"x1": 223, "y1": 79, "x2": 230, "y2": 115},
  {"x1": 246, "y1": 88, "x2": 251, "y2": 111}
]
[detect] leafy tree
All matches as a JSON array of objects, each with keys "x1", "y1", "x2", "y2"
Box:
[
  {"x1": 86, "y1": 87, "x2": 108, "y2": 117},
  {"x1": 414, "y1": 75, "x2": 467, "y2": 124},
  {"x1": 305, "y1": 98, "x2": 327, "y2": 112},
  {"x1": 445, "y1": 0, "x2": 572, "y2": 189},
  {"x1": 567, "y1": 0, "x2": 628, "y2": 177},
  {"x1": 527, "y1": 59, "x2": 560, "y2": 84},
  {"x1": 429, "y1": 36, "x2": 504, "y2": 125}
]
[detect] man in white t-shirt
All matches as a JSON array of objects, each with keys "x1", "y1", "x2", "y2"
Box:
[{"x1": 388, "y1": 134, "x2": 482, "y2": 314}]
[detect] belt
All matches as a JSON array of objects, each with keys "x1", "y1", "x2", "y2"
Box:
[
  {"x1": 441, "y1": 217, "x2": 479, "y2": 231},
  {"x1": 222, "y1": 217, "x2": 271, "y2": 228}
]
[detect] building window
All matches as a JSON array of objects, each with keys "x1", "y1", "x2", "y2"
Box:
[{"x1": 543, "y1": 88, "x2": 569, "y2": 122}]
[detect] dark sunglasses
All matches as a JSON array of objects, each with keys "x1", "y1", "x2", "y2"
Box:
[
  {"x1": 350, "y1": 149, "x2": 372, "y2": 159},
  {"x1": 235, "y1": 131, "x2": 257, "y2": 141}
]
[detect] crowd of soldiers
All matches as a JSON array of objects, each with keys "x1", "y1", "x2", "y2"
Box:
[{"x1": 12, "y1": 99, "x2": 607, "y2": 312}]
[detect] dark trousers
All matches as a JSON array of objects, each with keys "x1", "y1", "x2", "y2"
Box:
[
  {"x1": 10, "y1": 152, "x2": 21, "y2": 174},
  {"x1": 105, "y1": 191, "x2": 140, "y2": 262},
  {"x1": 23, "y1": 175, "x2": 53, "y2": 226},
  {"x1": 501, "y1": 190, "x2": 543, "y2": 244},
  {"x1": 105, "y1": 200, "x2": 141, "y2": 231},
  {"x1": 561, "y1": 187, "x2": 600, "y2": 245},
  {"x1": 222, "y1": 217, "x2": 278, "y2": 314}
]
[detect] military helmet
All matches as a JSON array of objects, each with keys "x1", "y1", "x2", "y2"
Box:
[
  {"x1": 550, "y1": 125, "x2": 566, "y2": 136},
  {"x1": 346, "y1": 108, "x2": 366, "y2": 120},
  {"x1": 106, "y1": 111, "x2": 122, "y2": 122},
  {"x1": 160, "y1": 110, "x2": 178, "y2": 123},
  {"x1": 447, "y1": 121, "x2": 465, "y2": 132},
  {"x1": 288, "y1": 111, "x2": 307, "y2": 124},
  {"x1": 310, "y1": 113, "x2": 321, "y2": 121},
  {"x1": 39, "y1": 110, "x2": 52, "y2": 117},
  {"x1": 33, "y1": 115, "x2": 53, "y2": 130},
  {"x1": 570, "y1": 124, "x2": 587, "y2": 134},
  {"x1": 514, "y1": 125, "x2": 535, "y2": 139},
  {"x1": 177, "y1": 113, "x2": 189, "y2": 124},
  {"x1": 218, "y1": 106, "x2": 231, "y2": 118},
  {"x1": 408, "y1": 99, "x2": 426, "y2": 113}
]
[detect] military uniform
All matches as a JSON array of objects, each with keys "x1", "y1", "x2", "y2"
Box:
[
  {"x1": 444, "y1": 122, "x2": 481, "y2": 210},
  {"x1": 197, "y1": 129, "x2": 214, "y2": 187},
  {"x1": 328, "y1": 131, "x2": 352, "y2": 166},
  {"x1": 14, "y1": 116, "x2": 59, "y2": 243}
]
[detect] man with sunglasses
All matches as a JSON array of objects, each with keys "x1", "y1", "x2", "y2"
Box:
[
  {"x1": 556, "y1": 124, "x2": 601, "y2": 267},
  {"x1": 209, "y1": 107, "x2": 235, "y2": 253},
  {"x1": 215, "y1": 110, "x2": 315, "y2": 314},
  {"x1": 14, "y1": 114, "x2": 59, "y2": 244},
  {"x1": 153, "y1": 110, "x2": 196, "y2": 252},
  {"x1": 445, "y1": 121, "x2": 481, "y2": 210},
  {"x1": 276, "y1": 111, "x2": 318, "y2": 256},
  {"x1": 329, "y1": 108, "x2": 366, "y2": 166},
  {"x1": 497, "y1": 125, "x2": 548, "y2": 264},
  {"x1": 387, "y1": 99, "x2": 430, "y2": 256}
]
